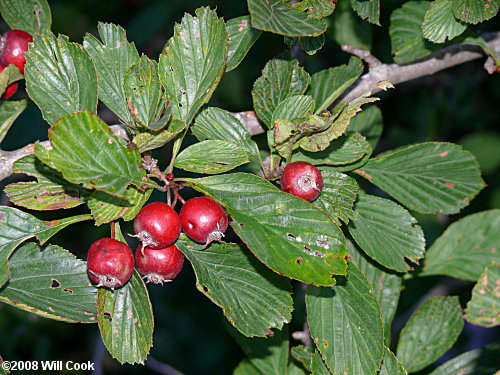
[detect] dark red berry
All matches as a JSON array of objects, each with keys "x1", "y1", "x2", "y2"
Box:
[
  {"x1": 0, "y1": 30, "x2": 33, "y2": 74},
  {"x1": 180, "y1": 197, "x2": 228, "y2": 245},
  {"x1": 87, "y1": 238, "x2": 134, "y2": 289},
  {"x1": 281, "y1": 161, "x2": 323, "y2": 202},
  {"x1": 134, "y1": 202, "x2": 181, "y2": 250},
  {"x1": 166, "y1": 173, "x2": 174, "y2": 181},
  {"x1": 135, "y1": 244, "x2": 184, "y2": 284},
  {"x1": 0, "y1": 65, "x2": 18, "y2": 99}
]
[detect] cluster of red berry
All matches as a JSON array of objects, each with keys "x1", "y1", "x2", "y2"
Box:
[
  {"x1": 0, "y1": 29, "x2": 32, "y2": 99},
  {"x1": 87, "y1": 197, "x2": 229, "y2": 289},
  {"x1": 87, "y1": 162, "x2": 323, "y2": 290}
]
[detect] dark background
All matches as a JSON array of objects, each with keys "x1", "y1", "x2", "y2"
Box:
[{"x1": 1, "y1": 0, "x2": 499, "y2": 374}]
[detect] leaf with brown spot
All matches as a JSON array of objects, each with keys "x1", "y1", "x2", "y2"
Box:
[
  {"x1": 465, "y1": 262, "x2": 500, "y2": 327},
  {"x1": 0, "y1": 242, "x2": 97, "y2": 323},
  {"x1": 0, "y1": 206, "x2": 92, "y2": 288},
  {"x1": 357, "y1": 142, "x2": 484, "y2": 214},
  {"x1": 422, "y1": 210, "x2": 500, "y2": 280}
]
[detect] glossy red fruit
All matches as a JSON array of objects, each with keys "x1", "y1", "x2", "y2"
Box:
[
  {"x1": 280, "y1": 161, "x2": 323, "y2": 202},
  {"x1": 0, "y1": 30, "x2": 33, "y2": 74},
  {"x1": 87, "y1": 238, "x2": 134, "y2": 289},
  {"x1": 134, "y1": 202, "x2": 181, "y2": 250},
  {"x1": 135, "y1": 244, "x2": 184, "y2": 284},
  {"x1": 180, "y1": 197, "x2": 228, "y2": 245},
  {"x1": 0, "y1": 65, "x2": 18, "y2": 99}
]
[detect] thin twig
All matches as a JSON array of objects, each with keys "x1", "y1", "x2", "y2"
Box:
[
  {"x1": 341, "y1": 45, "x2": 381, "y2": 68},
  {"x1": 145, "y1": 356, "x2": 185, "y2": 375}
]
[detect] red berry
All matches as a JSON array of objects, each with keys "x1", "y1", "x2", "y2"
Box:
[
  {"x1": 0, "y1": 30, "x2": 33, "y2": 74},
  {"x1": 87, "y1": 238, "x2": 134, "y2": 289},
  {"x1": 180, "y1": 197, "x2": 228, "y2": 245},
  {"x1": 280, "y1": 161, "x2": 323, "y2": 202},
  {"x1": 134, "y1": 202, "x2": 181, "y2": 249},
  {"x1": 135, "y1": 244, "x2": 184, "y2": 284},
  {"x1": 166, "y1": 173, "x2": 174, "y2": 181}
]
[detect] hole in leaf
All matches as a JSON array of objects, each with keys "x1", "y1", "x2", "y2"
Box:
[
  {"x1": 286, "y1": 233, "x2": 296, "y2": 240},
  {"x1": 202, "y1": 285, "x2": 209, "y2": 293},
  {"x1": 50, "y1": 279, "x2": 61, "y2": 289},
  {"x1": 63, "y1": 288, "x2": 74, "y2": 294},
  {"x1": 296, "y1": 257, "x2": 303, "y2": 265},
  {"x1": 104, "y1": 312, "x2": 113, "y2": 323},
  {"x1": 304, "y1": 245, "x2": 313, "y2": 253}
]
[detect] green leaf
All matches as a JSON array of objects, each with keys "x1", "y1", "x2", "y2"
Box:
[
  {"x1": 306, "y1": 262, "x2": 384, "y2": 375},
  {"x1": 396, "y1": 296, "x2": 464, "y2": 373},
  {"x1": 293, "y1": 0, "x2": 336, "y2": 19},
  {"x1": 330, "y1": 0, "x2": 372, "y2": 50},
  {"x1": 299, "y1": 35, "x2": 325, "y2": 55},
  {"x1": 390, "y1": 1, "x2": 437, "y2": 64},
  {"x1": 349, "y1": 240, "x2": 402, "y2": 346},
  {"x1": 0, "y1": 100, "x2": 29, "y2": 143},
  {"x1": 272, "y1": 95, "x2": 315, "y2": 125},
  {"x1": 132, "y1": 119, "x2": 186, "y2": 153},
  {"x1": 5, "y1": 155, "x2": 88, "y2": 211},
  {"x1": 287, "y1": 362, "x2": 308, "y2": 375},
  {"x1": 5, "y1": 181, "x2": 85, "y2": 211},
  {"x1": 451, "y1": 0, "x2": 499, "y2": 24},
  {"x1": 380, "y1": 347, "x2": 408, "y2": 375},
  {"x1": 124, "y1": 55, "x2": 163, "y2": 129},
  {"x1": 465, "y1": 262, "x2": 500, "y2": 327},
  {"x1": 348, "y1": 194, "x2": 426, "y2": 272},
  {"x1": 300, "y1": 80, "x2": 388, "y2": 152},
  {"x1": 229, "y1": 325, "x2": 289, "y2": 374},
  {"x1": 248, "y1": 0, "x2": 326, "y2": 37},
  {"x1": 0, "y1": 207, "x2": 91, "y2": 288},
  {"x1": 0, "y1": 242, "x2": 97, "y2": 323},
  {"x1": 293, "y1": 132, "x2": 371, "y2": 166},
  {"x1": 158, "y1": 7, "x2": 227, "y2": 125},
  {"x1": 252, "y1": 59, "x2": 310, "y2": 129},
  {"x1": 178, "y1": 237, "x2": 292, "y2": 337},
  {"x1": 35, "y1": 111, "x2": 146, "y2": 198},
  {"x1": 313, "y1": 170, "x2": 359, "y2": 224},
  {"x1": 183, "y1": 173, "x2": 347, "y2": 286},
  {"x1": 193, "y1": 107, "x2": 260, "y2": 161},
  {"x1": 175, "y1": 140, "x2": 250, "y2": 174},
  {"x1": 307, "y1": 57, "x2": 364, "y2": 113},
  {"x1": 88, "y1": 187, "x2": 153, "y2": 226},
  {"x1": 25, "y1": 34, "x2": 97, "y2": 124},
  {"x1": 0, "y1": 0, "x2": 51, "y2": 35},
  {"x1": 234, "y1": 359, "x2": 262, "y2": 375},
  {"x1": 97, "y1": 271, "x2": 153, "y2": 364},
  {"x1": 356, "y1": 142, "x2": 485, "y2": 214},
  {"x1": 310, "y1": 350, "x2": 331, "y2": 375},
  {"x1": 291, "y1": 345, "x2": 313, "y2": 371},
  {"x1": 350, "y1": 0, "x2": 381, "y2": 25},
  {"x1": 422, "y1": 210, "x2": 500, "y2": 280},
  {"x1": 226, "y1": 16, "x2": 262, "y2": 72},
  {"x1": 428, "y1": 343, "x2": 500, "y2": 375},
  {"x1": 423, "y1": 0, "x2": 467, "y2": 43},
  {"x1": 83, "y1": 23, "x2": 140, "y2": 125},
  {"x1": 348, "y1": 105, "x2": 383, "y2": 149}
]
